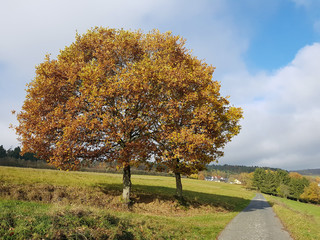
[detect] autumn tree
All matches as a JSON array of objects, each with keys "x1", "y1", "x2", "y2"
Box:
[
  {"x1": 14, "y1": 28, "x2": 162, "y2": 204},
  {"x1": 198, "y1": 172, "x2": 205, "y2": 180},
  {"x1": 300, "y1": 182, "x2": 320, "y2": 203},
  {"x1": 238, "y1": 172, "x2": 254, "y2": 189},
  {"x1": 147, "y1": 35, "x2": 242, "y2": 198},
  {"x1": 14, "y1": 27, "x2": 242, "y2": 203},
  {"x1": 289, "y1": 172, "x2": 303, "y2": 179}
]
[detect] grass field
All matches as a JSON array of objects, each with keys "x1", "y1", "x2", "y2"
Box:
[
  {"x1": 0, "y1": 166, "x2": 255, "y2": 239},
  {"x1": 265, "y1": 194, "x2": 320, "y2": 240}
]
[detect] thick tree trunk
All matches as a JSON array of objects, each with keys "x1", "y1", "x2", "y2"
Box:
[
  {"x1": 123, "y1": 165, "x2": 132, "y2": 205},
  {"x1": 175, "y1": 172, "x2": 183, "y2": 199}
]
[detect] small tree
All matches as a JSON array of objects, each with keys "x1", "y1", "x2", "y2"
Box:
[
  {"x1": 277, "y1": 184, "x2": 290, "y2": 198},
  {"x1": 0, "y1": 145, "x2": 6, "y2": 158},
  {"x1": 289, "y1": 177, "x2": 310, "y2": 201},
  {"x1": 275, "y1": 170, "x2": 290, "y2": 186},
  {"x1": 261, "y1": 171, "x2": 277, "y2": 195},
  {"x1": 238, "y1": 172, "x2": 254, "y2": 189},
  {"x1": 300, "y1": 182, "x2": 320, "y2": 203},
  {"x1": 253, "y1": 168, "x2": 266, "y2": 191},
  {"x1": 198, "y1": 172, "x2": 205, "y2": 180},
  {"x1": 22, "y1": 152, "x2": 39, "y2": 161},
  {"x1": 7, "y1": 147, "x2": 21, "y2": 159}
]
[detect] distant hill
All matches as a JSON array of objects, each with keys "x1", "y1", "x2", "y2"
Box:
[
  {"x1": 293, "y1": 169, "x2": 320, "y2": 176},
  {"x1": 206, "y1": 164, "x2": 281, "y2": 174}
]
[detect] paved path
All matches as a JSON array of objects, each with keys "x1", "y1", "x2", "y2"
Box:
[{"x1": 218, "y1": 193, "x2": 292, "y2": 240}]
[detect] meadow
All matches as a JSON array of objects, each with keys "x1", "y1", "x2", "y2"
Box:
[
  {"x1": 0, "y1": 166, "x2": 255, "y2": 239},
  {"x1": 265, "y1": 194, "x2": 320, "y2": 240}
]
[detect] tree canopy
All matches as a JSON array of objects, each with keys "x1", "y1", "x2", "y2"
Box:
[
  {"x1": 0, "y1": 145, "x2": 6, "y2": 158},
  {"x1": 252, "y1": 168, "x2": 312, "y2": 201},
  {"x1": 14, "y1": 27, "x2": 242, "y2": 203}
]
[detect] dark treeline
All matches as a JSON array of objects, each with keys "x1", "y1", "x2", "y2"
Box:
[
  {"x1": 0, "y1": 145, "x2": 54, "y2": 169},
  {"x1": 207, "y1": 164, "x2": 281, "y2": 175},
  {"x1": 0, "y1": 145, "x2": 39, "y2": 161},
  {"x1": 0, "y1": 145, "x2": 282, "y2": 175},
  {"x1": 0, "y1": 145, "x2": 174, "y2": 176},
  {"x1": 252, "y1": 168, "x2": 320, "y2": 204}
]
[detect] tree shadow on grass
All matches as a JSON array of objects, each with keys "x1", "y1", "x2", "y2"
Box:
[{"x1": 95, "y1": 183, "x2": 251, "y2": 212}]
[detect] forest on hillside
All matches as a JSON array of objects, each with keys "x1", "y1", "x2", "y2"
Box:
[
  {"x1": 295, "y1": 169, "x2": 320, "y2": 176},
  {"x1": 206, "y1": 164, "x2": 280, "y2": 174},
  {"x1": 0, "y1": 145, "x2": 266, "y2": 175}
]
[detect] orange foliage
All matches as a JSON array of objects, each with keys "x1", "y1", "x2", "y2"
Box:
[
  {"x1": 15, "y1": 28, "x2": 157, "y2": 170},
  {"x1": 289, "y1": 172, "x2": 303, "y2": 179},
  {"x1": 14, "y1": 27, "x2": 242, "y2": 176},
  {"x1": 300, "y1": 182, "x2": 320, "y2": 203},
  {"x1": 153, "y1": 58, "x2": 243, "y2": 175}
]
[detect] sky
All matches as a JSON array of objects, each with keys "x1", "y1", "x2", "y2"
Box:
[{"x1": 1, "y1": 0, "x2": 320, "y2": 170}]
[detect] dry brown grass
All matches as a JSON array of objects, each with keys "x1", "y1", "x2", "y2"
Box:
[{"x1": 0, "y1": 183, "x2": 225, "y2": 217}]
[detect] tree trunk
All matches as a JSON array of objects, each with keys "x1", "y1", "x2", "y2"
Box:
[
  {"x1": 123, "y1": 165, "x2": 131, "y2": 205},
  {"x1": 175, "y1": 172, "x2": 183, "y2": 199}
]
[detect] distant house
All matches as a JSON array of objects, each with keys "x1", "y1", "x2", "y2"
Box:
[
  {"x1": 205, "y1": 176, "x2": 214, "y2": 181},
  {"x1": 228, "y1": 178, "x2": 242, "y2": 185},
  {"x1": 205, "y1": 176, "x2": 228, "y2": 183},
  {"x1": 233, "y1": 179, "x2": 242, "y2": 185}
]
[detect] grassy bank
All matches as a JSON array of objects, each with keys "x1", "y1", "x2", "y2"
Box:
[
  {"x1": 0, "y1": 199, "x2": 228, "y2": 239},
  {"x1": 0, "y1": 166, "x2": 255, "y2": 239},
  {"x1": 265, "y1": 195, "x2": 320, "y2": 240}
]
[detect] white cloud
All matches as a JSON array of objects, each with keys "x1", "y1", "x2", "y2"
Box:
[
  {"x1": 0, "y1": 0, "x2": 245, "y2": 75},
  {"x1": 223, "y1": 43, "x2": 320, "y2": 170},
  {"x1": 0, "y1": 0, "x2": 173, "y2": 67},
  {"x1": 268, "y1": 43, "x2": 320, "y2": 113}
]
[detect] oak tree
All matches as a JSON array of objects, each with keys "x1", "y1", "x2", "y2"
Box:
[
  {"x1": 140, "y1": 31, "x2": 242, "y2": 199},
  {"x1": 15, "y1": 28, "x2": 160, "y2": 204},
  {"x1": 14, "y1": 27, "x2": 242, "y2": 203},
  {"x1": 154, "y1": 75, "x2": 242, "y2": 199}
]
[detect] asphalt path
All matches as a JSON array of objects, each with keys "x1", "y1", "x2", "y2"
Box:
[{"x1": 218, "y1": 193, "x2": 293, "y2": 240}]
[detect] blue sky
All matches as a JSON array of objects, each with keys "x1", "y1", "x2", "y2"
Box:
[
  {"x1": 1, "y1": 0, "x2": 320, "y2": 170},
  {"x1": 245, "y1": 0, "x2": 319, "y2": 71}
]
